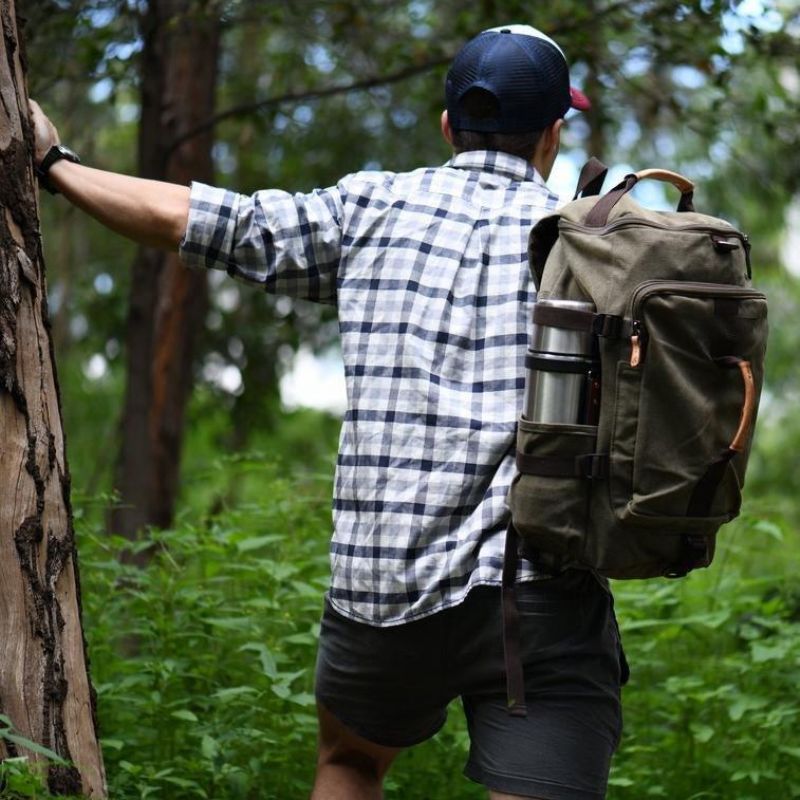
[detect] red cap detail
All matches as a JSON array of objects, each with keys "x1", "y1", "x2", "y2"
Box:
[{"x1": 570, "y1": 87, "x2": 591, "y2": 111}]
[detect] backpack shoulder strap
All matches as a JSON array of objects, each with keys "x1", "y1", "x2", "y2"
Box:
[
  {"x1": 573, "y1": 157, "x2": 608, "y2": 199},
  {"x1": 528, "y1": 159, "x2": 608, "y2": 287}
]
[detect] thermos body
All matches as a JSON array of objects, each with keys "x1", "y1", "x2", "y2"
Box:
[{"x1": 523, "y1": 299, "x2": 599, "y2": 425}]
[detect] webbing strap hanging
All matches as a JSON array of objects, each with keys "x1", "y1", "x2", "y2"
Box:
[{"x1": 501, "y1": 522, "x2": 527, "y2": 717}]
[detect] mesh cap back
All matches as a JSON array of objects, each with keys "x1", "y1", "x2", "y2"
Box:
[{"x1": 446, "y1": 25, "x2": 589, "y2": 134}]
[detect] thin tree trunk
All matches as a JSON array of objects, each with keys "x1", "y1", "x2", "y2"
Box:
[
  {"x1": 111, "y1": 0, "x2": 218, "y2": 543},
  {"x1": 584, "y1": 0, "x2": 608, "y2": 162},
  {"x1": 0, "y1": 1, "x2": 106, "y2": 795}
]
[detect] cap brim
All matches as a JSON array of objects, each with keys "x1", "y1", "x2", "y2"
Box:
[{"x1": 570, "y1": 87, "x2": 591, "y2": 111}]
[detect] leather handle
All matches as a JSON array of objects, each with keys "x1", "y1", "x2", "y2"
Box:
[
  {"x1": 633, "y1": 168, "x2": 695, "y2": 194},
  {"x1": 584, "y1": 168, "x2": 696, "y2": 228},
  {"x1": 728, "y1": 359, "x2": 756, "y2": 452}
]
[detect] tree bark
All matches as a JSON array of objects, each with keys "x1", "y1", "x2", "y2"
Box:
[
  {"x1": 111, "y1": 0, "x2": 219, "y2": 542},
  {"x1": 0, "y1": 1, "x2": 106, "y2": 795}
]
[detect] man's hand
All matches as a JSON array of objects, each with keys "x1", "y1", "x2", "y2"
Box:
[{"x1": 28, "y1": 100, "x2": 60, "y2": 166}]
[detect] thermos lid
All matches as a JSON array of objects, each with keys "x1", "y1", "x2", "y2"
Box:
[
  {"x1": 534, "y1": 298, "x2": 594, "y2": 311},
  {"x1": 531, "y1": 298, "x2": 595, "y2": 355}
]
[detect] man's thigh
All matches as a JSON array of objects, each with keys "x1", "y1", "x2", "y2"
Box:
[{"x1": 314, "y1": 596, "x2": 451, "y2": 748}]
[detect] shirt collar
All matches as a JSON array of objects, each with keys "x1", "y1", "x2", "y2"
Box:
[{"x1": 444, "y1": 150, "x2": 547, "y2": 187}]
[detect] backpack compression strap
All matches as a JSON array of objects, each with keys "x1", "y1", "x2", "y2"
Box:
[{"x1": 502, "y1": 522, "x2": 528, "y2": 717}]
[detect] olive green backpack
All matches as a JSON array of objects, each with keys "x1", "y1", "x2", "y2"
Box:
[{"x1": 502, "y1": 163, "x2": 768, "y2": 714}]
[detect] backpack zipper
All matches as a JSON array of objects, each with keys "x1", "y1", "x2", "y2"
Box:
[
  {"x1": 561, "y1": 217, "x2": 745, "y2": 240},
  {"x1": 628, "y1": 280, "x2": 766, "y2": 367},
  {"x1": 560, "y1": 218, "x2": 752, "y2": 277}
]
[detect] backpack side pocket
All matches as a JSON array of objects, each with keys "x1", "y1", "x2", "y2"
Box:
[{"x1": 508, "y1": 419, "x2": 598, "y2": 563}]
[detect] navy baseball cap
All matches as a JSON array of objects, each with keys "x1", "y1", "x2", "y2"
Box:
[{"x1": 446, "y1": 24, "x2": 590, "y2": 134}]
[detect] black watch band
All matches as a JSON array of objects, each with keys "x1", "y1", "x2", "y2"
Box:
[{"x1": 36, "y1": 144, "x2": 81, "y2": 195}]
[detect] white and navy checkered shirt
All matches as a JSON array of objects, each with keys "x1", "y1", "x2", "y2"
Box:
[{"x1": 180, "y1": 150, "x2": 559, "y2": 625}]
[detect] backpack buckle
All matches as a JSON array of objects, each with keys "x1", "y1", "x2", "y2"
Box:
[{"x1": 592, "y1": 314, "x2": 626, "y2": 338}]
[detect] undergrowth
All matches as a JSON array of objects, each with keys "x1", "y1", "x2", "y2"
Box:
[{"x1": 4, "y1": 456, "x2": 798, "y2": 799}]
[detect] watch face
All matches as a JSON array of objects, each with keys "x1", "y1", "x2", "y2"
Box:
[{"x1": 55, "y1": 145, "x2": 79, "y2": 162}]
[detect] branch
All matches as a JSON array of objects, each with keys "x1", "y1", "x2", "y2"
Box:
[
  {"x1": 166, "y1": 54, "x2": 453, "y2": 156},
  {"x1": 167, "y1": 0, "x2": 637, "y2": 155}
]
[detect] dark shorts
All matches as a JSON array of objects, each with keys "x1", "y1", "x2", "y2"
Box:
[{"x1": 315, "y1": 570, "x2": 629, "y2": 799}]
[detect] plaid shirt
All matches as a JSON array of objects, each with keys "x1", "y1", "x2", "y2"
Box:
[{"x1": 180, "y1": 150, "x2": 559, "y2": 625}]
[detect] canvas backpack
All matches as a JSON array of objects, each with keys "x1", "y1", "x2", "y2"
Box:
[{"x1": 501, "y1": 162, "x2": 769, "y2": 715}]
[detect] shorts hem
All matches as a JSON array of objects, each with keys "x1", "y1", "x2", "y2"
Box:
[
  {"x1": 315, "y1": 694, "x2": 447, "y2": 749},
  {"x1": 464, "y1": 760, "x2": 607, "y2": 800}
]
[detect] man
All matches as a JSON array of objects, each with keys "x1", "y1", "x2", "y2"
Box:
[{"x1": 31, "y1": 24, "x2": 625, "y2": 800}]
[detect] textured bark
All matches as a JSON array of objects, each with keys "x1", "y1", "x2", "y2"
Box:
[
  {"x1": 0, "y1": 1, "x2": 106, "y2": 795},
  {"x1": 111, "y1": 0, "x2": 218, "y2": 542}
]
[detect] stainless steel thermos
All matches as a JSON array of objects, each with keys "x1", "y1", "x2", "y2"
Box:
[{"x1": 523, "y1": 299, "x2": 600, "y2": 425}]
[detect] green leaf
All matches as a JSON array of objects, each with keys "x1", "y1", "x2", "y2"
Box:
[
  {"x1": 751, "y1": 640, "x2": 790, "y2": 663},
  {"x1": 2, "y1": 733, "x2": 68, "y2": 763},
  {"x1": 690, "y1": 723, "x2": 715, "y2": 743},
  {"x1": 205, "y1": 617, "x2": 251, "y2": 630},
  {"x1": 607, "y1": 776, "x2": 635, "y2": 787},
  {"x1": 289, "y1": 692, "x2": 316, "y2": 707},
  {"x1": 272, "y1": 683, "x2": 291, "y2": 700},
  {"x1": 170, "y1": 710, "x2": 199, "y2": 722},
  {"x1": 100, "y1": 738, "x2": 125, "y2": 751},
  {"x1": 728, "y1": 694, "x2": 768, "y2": 721},
  {"x1": 753, "y1": 519, "x2": 784, "y2": 541},
  {"x1": 212, "y1": 686, "x2": 258, "y2": 701},
  {"x1": 236, "y1": 534, "x2": 282, "y2": 552},
  {"x1": 201, "y1": 735, "x2": 219, "y2": 760},
  {"x1": 239, "y1": 642, "x2": 278, "y2": 678}
]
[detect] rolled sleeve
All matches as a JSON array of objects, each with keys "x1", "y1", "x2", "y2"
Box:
[{"x1": 179, "y1": 180, "x2": 343, "y2": 305}]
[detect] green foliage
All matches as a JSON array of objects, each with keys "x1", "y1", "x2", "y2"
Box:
[
  {"x1": 78, "y1": 457, "x2": 332, "y2": 799},
  {"x1": 61, "y1": 444, "x2": 800, "y2": 799},
  {"x1": 0, "y1": 716, "x2": 71, "y2": 800},
  {"x1": 609, "y1": 511, "x2": 800, "y2": 799}
]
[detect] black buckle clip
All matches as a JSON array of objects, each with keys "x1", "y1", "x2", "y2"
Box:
[{"x1": 592, "y1": 314, "x2": 623, "y2": 338}]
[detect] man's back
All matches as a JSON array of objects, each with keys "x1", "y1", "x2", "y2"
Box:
[
  {"x1": 333, "y1": 151, "x2": 558, "y2": 623},
  {"x1": 181, "y1": 150, "x2": 559, "y2": 624}
]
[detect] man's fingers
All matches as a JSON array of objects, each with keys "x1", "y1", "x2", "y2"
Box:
[{"x1": 28, "y1": 99, "x2": 60, "y2": 165}]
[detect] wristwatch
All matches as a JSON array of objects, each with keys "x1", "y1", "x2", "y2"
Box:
[{"x1": 36, "y1": 144, "x2": 81, "y2": 195}]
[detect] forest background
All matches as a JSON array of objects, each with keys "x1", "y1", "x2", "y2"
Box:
[{"x1": 6, "y1": 0, "x2": 800, "y2": 797}]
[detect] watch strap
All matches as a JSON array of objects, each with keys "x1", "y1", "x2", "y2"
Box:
[{"x1": 36, "y1": 144, "x2": 80, "y2": 195}]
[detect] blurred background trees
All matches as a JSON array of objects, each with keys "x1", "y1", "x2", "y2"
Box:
[
  {"x1": 23, "y1": 0, "x2": 800, "y2": 527},
  {"x1": 12, "y1": 0, "x2": 800, "y2": 796}
]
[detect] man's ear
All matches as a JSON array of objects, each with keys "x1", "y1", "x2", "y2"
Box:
[
  {"x1": 441, "y1": 110, "x2": 454, "y2": 147},
  {"x1": 532, "y1": 118, "x2": 565, "y2": 180},
  {"x1": 542, "y1": 118, "x2": 564, "y2": 157}
]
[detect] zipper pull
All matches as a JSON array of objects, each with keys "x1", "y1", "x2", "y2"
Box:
[{"x1": 630, "y1": 321, "x2": 642, "y2": 367}]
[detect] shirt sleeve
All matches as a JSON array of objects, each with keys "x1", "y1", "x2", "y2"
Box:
[{"x1": 179, "y1": 180, "x2": 344, "y2": 305}]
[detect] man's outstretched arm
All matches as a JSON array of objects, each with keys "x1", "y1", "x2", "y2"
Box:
[{"x1": 30, "y1": 100, "x2": 190, "y2": 251}]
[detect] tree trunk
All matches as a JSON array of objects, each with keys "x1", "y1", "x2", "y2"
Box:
[
  {"x1": 111, "y1": 0, "x2": 219, "y2": 542},
  {"x1": 584, "y1": 0, "x2": 608, "y2": 162},
  {"x1": 0, "y1": 1, "x2": 106, "y2": 795}
]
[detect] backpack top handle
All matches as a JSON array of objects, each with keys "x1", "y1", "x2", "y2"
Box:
[
  {"x1": 584, "y1": 168, "x2": 695, "y2": 228},
  {"x1": 635, "y1": 168, "x2": 694, "y2": 194}
]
